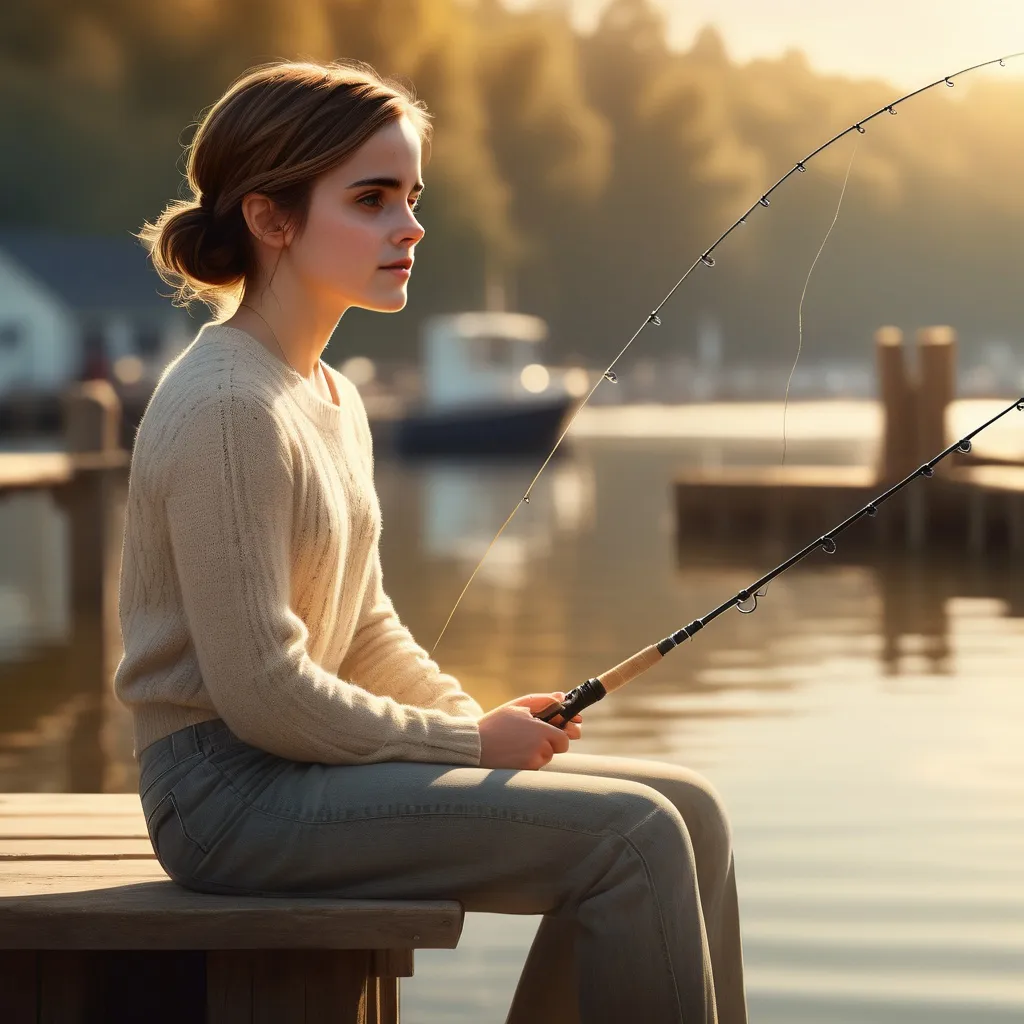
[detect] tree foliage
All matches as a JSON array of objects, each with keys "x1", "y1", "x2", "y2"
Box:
[{"x1": 3, "y1": 0, "x2": 1023, "y2": 368}]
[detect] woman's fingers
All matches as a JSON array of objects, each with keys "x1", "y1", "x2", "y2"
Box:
[
  {"x1": 510, "y1": 692, "x2": 565, "y2": 712},
  {"x1": 562, "y1": 721, "x2": 583, "y2": 740},
  {"x1": 513, "y1": 693, "x2": 583, "y2": 740}
]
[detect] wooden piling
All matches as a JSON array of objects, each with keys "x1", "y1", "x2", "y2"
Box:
[
  {"x1": 55, "y1": 381, "x2": 126, "y2": 792},
  {"x1": 875, "y1": 326, "x2": 917, "y2": 482},
  {"x1": 916, "y1": 326, "x2": 957, "y2": 474}
]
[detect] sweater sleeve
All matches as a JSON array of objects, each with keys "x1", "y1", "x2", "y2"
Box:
[
  {"x1": 338, "y1": 546, "x2": 486, "y2": 721},
  {"x1": 163, "y1": 388, "x2": 481, "y2": 766},
  {"x1": 332, "y1": 373, "x2": 485, "y2": 721}
]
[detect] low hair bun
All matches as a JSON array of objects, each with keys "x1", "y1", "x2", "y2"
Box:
[{"x1": 135, "y1": 198, "x2": 248, "y2": 313}]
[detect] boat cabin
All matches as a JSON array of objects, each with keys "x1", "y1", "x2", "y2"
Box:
[{"x1": 421, "y1": 311, "x2": 549, "y2": 411}]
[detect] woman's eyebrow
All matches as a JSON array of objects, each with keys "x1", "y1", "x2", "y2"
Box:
[{"x1": 346, "y1": 176, "x2": 424, "y2": 193}]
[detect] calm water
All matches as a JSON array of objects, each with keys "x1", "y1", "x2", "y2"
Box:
[{"x1": 2, "y1": 404, "x2": 1022, "y2": 1023}]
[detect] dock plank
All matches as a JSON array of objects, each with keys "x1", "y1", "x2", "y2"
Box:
[
  {"x1": 0, "y1": 794, "x2": 142, "y2": 814},
  {"x1": 0, "y1": 875, "x2": 463, "y2": 949},
  {"x1": 1, "y1": 794, "x2": 465, "y2": 953},
  {"x1": 0, "y1": 793, "x2": 149, "y2": 840},
  {"x1": 0, "y1": 839, "x2": 155, "y2": 860},
  {"x1": 0, "y1": 816, "x2": 148, "y2": 839}
]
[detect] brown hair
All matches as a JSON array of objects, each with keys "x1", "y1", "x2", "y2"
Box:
[{"x1": 136, "y1": 59, "x2": 431, "y2": 318}]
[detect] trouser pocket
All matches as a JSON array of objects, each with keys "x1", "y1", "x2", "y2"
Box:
[
  {"x1": 145, "y1": 788, "x2": 208, "y2": 884},
  {"x1": 141, "y1": 750, "x2": 232, "y2": 881}
]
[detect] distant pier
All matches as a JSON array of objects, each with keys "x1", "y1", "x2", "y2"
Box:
[{"x1": 674, "y1": 327, "x2": 1024, "y2": 552}]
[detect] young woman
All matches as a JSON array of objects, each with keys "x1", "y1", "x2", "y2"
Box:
[{"x1": 117, "y1": 59, "x2": 747, "y2": 1023}]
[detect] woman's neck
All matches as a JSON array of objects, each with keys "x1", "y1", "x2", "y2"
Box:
[{"x1": 223, "y1": 299, "x2": 340, "y2": 381}]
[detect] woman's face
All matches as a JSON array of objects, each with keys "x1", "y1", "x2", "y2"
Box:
[{"x1": 290, "y1": 114, "x2": 426, "y2": 314}]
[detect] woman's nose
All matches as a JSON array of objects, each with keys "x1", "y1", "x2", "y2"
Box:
[{"x1": 396, "y1": 208, "x2": 425, "y2": 245}]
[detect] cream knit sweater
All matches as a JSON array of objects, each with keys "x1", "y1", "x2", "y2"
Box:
[{"x1": 113, "y1": 322, "x2": 483, "y2": 766}]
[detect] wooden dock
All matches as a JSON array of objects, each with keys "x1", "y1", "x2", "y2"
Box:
[
  {"x1": 674, "y1": 327, "x2": 1024, "y2": 552},
  {"x1": 675, "y1": 463, "x2": 1024, "y2": 552},
  {"x1": 0, "y1": 793, "x2": 461, "y2": 1023}
]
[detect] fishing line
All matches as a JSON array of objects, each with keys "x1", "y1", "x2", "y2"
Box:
[
  {"x1": 783, "y1": 137, "x2": 860, "y2": 467},
  {"x1": 743, "y1": 138, "x2": 863, "y2": 608},
  {"x1": 687, "y1": 136, "x2": 860, "y2": 612},
  {"x1": 430, "y1": 50, "x2": 1024, "y2": 655}
]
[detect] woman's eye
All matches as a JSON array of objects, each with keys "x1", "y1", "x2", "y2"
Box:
[{"x1": 357, "y1": 193, "x2": 421, "y2": 213}]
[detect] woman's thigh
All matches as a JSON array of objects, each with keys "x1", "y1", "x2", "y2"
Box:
[
  {"x1": 540, "y1": 752, "x2": 733, "y2": 858},
  {"x1": 141, "y1": 723, "x2": 696, "y2": 911}
]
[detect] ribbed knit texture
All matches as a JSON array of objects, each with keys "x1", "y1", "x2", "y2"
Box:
[{"x1": 113, "y1": 322, "x2": 483, "y2": 766}]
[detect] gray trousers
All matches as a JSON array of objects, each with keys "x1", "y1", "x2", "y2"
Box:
[{"x1": 139, "y1": 719, "x2": 747, "y2": 1024}]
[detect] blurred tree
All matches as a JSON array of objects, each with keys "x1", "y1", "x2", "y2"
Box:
[
  {"x1": 701, "y1": 44, "x2": 1024, "y2": 366},
  {"x1": 472, "y1": 1, "x2": 611, "y2": 324},
  {"x1": 556, "y1": 0, "x2": 759, "y2": 362},
  {"x1": 318, "y1": 0, "x2": 516, "y2": 357},
  {"x1": 1, "y1": 0, "x2": 1023, "y2": 372}
]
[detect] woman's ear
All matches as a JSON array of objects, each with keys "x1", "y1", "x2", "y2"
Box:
[{"x1": 241, "y1": 193, "x2": 293, "y2": 249}]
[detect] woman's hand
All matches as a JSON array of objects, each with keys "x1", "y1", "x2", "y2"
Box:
[
  {"x1": 477, "y1": 692, "x2": 583, "y2": 771},
  {"x1": 505, "y1": 692, "x2": 583, "y2": 740}
]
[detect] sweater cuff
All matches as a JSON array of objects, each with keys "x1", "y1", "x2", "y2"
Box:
[{"x1": 428, "y1": 714, "x2": 482, "y2": 766}]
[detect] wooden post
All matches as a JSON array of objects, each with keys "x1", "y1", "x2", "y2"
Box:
[
  {"x1": 0, "y1": 951, "x2": 37, "y2": 1023},
  {"x1": 875, "y1": 326, "x2": 917, "y2": 483},
  {"x1": 206, "y1": 950, "x2": 376, "y2": 1024},
  {"x1": 916, "y1": 325, "x2": 957, "y2": 473},
  {"x1": 57, "y1": 381, "x2": 124, "y2": 793},
  {"x1": 369, "y1": 949, "x2": 414, "y2": 1024}
]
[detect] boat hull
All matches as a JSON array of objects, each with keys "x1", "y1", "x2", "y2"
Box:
[{"x1": 394, "y1": 396, "x2": 576, "y2": 457}]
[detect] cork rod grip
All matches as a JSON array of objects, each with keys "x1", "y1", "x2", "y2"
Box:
[{"x1": 596, "y1": 644, "x2": 664, "y2": 693}]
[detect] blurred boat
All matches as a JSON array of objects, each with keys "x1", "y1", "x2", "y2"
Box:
[{"x1": 394, "y1": 311, "x2": 582, "y2": 457}]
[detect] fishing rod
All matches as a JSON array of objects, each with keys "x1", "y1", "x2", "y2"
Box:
[
  {"x1": 533, "y1": 396, "x2": 1024, "y2": 728},
  {"x1": 430, "y1": 49, "x2": 1024, "y2": 655}
]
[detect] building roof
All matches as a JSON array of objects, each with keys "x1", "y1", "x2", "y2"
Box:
[{"x1": 0, "y1": 227, "x2": 185, "y2": 321}]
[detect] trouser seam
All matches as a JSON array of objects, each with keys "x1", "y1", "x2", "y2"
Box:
[
  {"x1": 622, "y1": 806, "x2": 662, "y2": 837},
  {"x1": 612, "y1": 821, "x2": 688, "y2": 1022},
  {"x1": 139, "y1": 750, "x2": 203, "y2": 804},
  {"x1": 619, "y1": 803, "x2": 689, "y2": 1016}
]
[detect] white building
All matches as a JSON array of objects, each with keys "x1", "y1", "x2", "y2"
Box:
[{"x1": 0, "y1": 228, "x2": 192, "y2": 400}]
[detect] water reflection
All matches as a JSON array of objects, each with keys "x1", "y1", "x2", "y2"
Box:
[
  {"x1": 416, "y1": 458, "x2": 594, "y2": 588},
  {"x1": 0, "y1": 489, "x2": 68, "y2": 655},
  {"x1": 1, "y1": 433, "x2": 1022, "y2": 1021}
]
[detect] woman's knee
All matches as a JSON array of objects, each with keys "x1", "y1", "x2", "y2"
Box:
[
  {"x1": 646, "y1": 766, "x2": 734, "y2": 867},
  {"x1": 605, "y1": 781, "x2": 694, "y2": 858},
  {"x1": 542, "y1": 753, "x2": 733, "y2": 871}
]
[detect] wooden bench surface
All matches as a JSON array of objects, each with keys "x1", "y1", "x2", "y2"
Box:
[{"x1": 0, "y1": 794, "x2": 463, "y2": 951}]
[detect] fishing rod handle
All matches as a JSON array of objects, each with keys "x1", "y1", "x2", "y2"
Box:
[
  {"x1": 596, "y1": 644, "x2": 664, "y2": 692},
  {"x1": 534, "y1": 678, "x2": 607, "y2": 729},
  {"x1": 533, "y1": 644, "x2": 665, "y2": 729}
]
